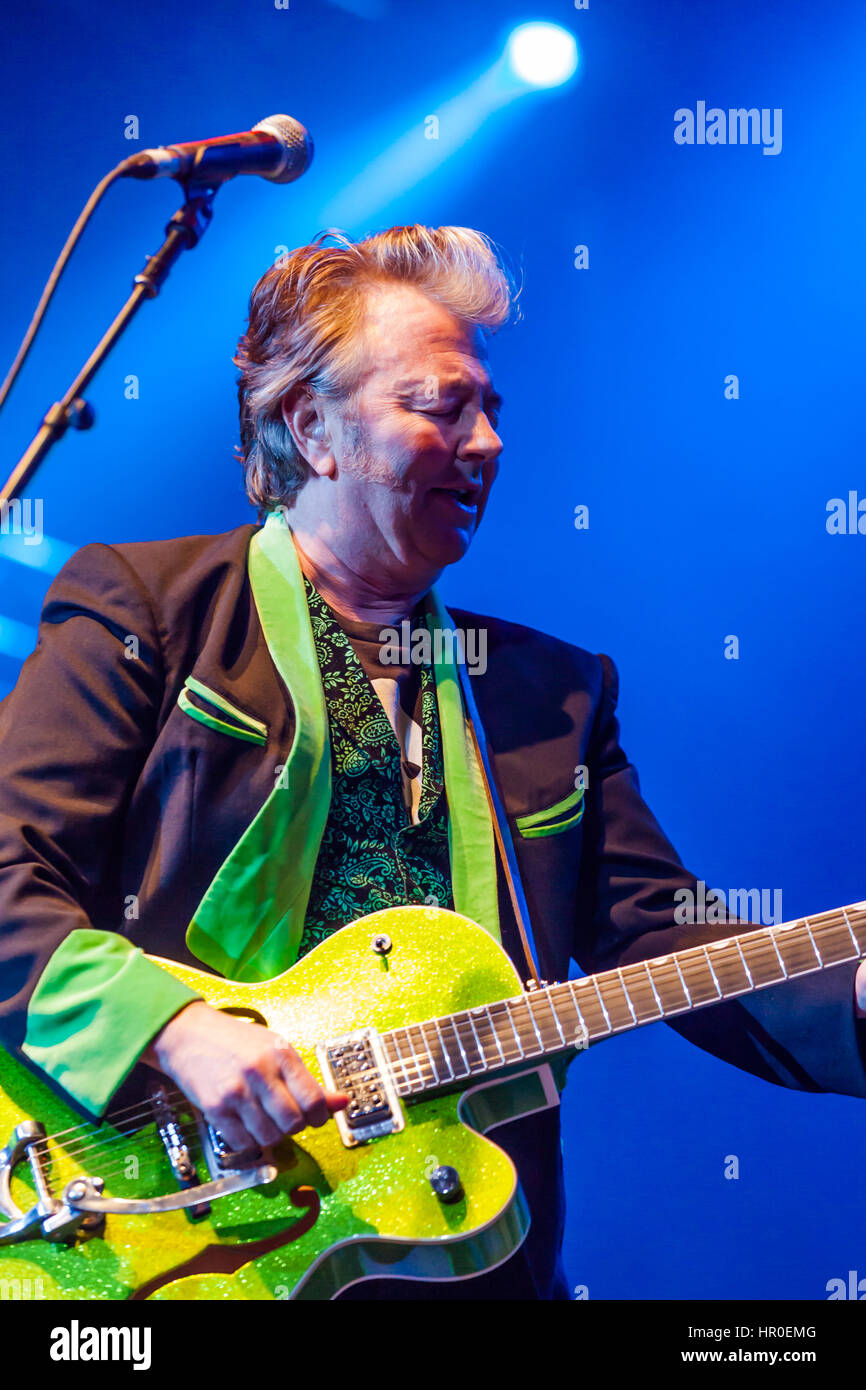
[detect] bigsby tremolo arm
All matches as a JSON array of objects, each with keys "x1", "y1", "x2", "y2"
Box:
[
  {"x1": 61, "y1": 1162, "x2": 276, "y2": 1217},
  {"x1": 0, "y1": 1106, "x2": 277, "y2": 1246}
]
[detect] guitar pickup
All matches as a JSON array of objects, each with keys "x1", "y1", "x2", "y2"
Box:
[{"x1": 316, "y1": 1028, "x2": 405, "y2": 1148}]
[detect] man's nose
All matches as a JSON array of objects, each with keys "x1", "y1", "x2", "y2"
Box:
[{"x1": 458, "y1": 407, "x2": 503, "y2": 465}]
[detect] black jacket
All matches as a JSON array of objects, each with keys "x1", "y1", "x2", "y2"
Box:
[{"x1": 1, "y1": 523, "x2": 863, "y2": 1300}]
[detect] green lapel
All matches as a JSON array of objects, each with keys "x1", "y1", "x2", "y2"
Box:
[
  {"x1": 185, "y1": 509, "x2": 500, "y2": 982},
  {"x1": 185, "y1": 511, "x2": 331, "y2": 981}
]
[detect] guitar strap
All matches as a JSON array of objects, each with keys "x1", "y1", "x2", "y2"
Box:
[{"x1": 456, "y1": 658, "x2": 548, "y2": 987}]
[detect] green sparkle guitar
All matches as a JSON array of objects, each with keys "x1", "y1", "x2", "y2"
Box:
[{"x1": 0, "y1": 900, "x2": 864, "y2": 1300}]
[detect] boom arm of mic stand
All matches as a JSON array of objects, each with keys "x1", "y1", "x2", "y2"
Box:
[{"x1": 0, "y1": 186, "x2": 218, "y2": 507}]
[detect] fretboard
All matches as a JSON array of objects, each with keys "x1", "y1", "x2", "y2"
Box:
[{"x1": 382, "y1": 901, "x2": 866, "y2": 1097}]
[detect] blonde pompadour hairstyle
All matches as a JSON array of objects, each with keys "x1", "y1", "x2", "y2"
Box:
[{"x1": 234, "y1": 224, "x2": 519, "y2": 514}]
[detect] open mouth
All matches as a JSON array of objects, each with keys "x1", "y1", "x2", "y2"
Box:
[{"x1": 430, "y1": 487, "x2": 478, "y2": 508}]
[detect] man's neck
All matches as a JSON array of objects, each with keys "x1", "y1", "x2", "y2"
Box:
[{"x1": 291, "y1": 532, "x2": 433, "y2": 626}]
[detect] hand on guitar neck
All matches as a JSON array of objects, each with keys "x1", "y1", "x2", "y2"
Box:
[{"x1": 140, "y1": 1001, "x2": 349, "y2": 1153}]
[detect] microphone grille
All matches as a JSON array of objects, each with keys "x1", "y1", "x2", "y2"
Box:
[{"x1": 253, "y1": 114, "x2": 314, "y2": 184}]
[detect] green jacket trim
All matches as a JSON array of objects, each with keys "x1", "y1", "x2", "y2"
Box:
[
  {"x1": 516, "y1": 786, "x2": 585, "y2": 838},
  {"x1": 185, "y1": 510, "x2": 333, "y2": 982},
  {"x1": 425, "y1": 596, "x2": 500, "y2": 941},
  {"x1": 22, "y1": 929, "x2": 201, "y2": 1116},
  {"x1": 186, "y1": 510, "x2": 501, "y2": 979},
  {"x1": 182, "y1": 676, "x2": 268, "y2": 740},
  {"x1": 178, "y1": 686, "x2": 267, "y2": 746}
]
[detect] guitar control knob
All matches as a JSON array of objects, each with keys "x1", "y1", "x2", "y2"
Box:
[{"x1": 429, "y1": 1165, "x2": 464, "y2": 1204}]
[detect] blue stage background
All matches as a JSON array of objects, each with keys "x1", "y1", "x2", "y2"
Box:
[{"x1": 2, "y1": 0, "x2": 865, "y2": 1299}]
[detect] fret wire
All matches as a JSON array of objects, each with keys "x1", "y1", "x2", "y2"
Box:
[
  {"x1": 398, "y1": 1028, "x2": 425, "y2": 1088},
  {"x1": 405, "y1": 1024, "x2": 433, "y2": 1089},
  {"x1": 462, "y1": 1010, "x2": 491, "y2": 1071},
  {"x1": 564, "y1": 980, "x2": 595, "y2": 1043},
  {"x1": 639, "y1": 958, "x2": 684, "y2": 1013},
  {"x1": 615, "y1": 968, "x2": 638, "y2": 1023},
  {"x1": 671, "y1": 952, "x2": 693, "y2": 1006},
  {"x1": 537, "y1": 989, "x2": 567, "y2": 1047},
  {"x1": 383, "y1": 901, "x2": 866, "y2": 1100},
  {"x1": 385, "y1": 1031, "x2": 415, "y2": 1092},
  {"x1": 556, "y1": 982, "x2": 592, "y2": 1047},
  {"x1": 710, "y1": 938, "x2": 758, "y2": 995},
  {"x1": 677, "y1": 948, "x2": 719, "y2": 1001},
  {"x1": 522, "y1": 996, "x2": 546, "y2": 1051},
  {"x1": 738, "y1": 930, "x2": 785, "y2": 984},
  {"x1": 520, "y1": 996, "x2": 552, "y2": 1053},
  {"x1": 766, "y1": 928, "x2": 789, "y2": 978},
  {"x1": 701, "y1": 945, "x2": 723, "y2": 999},
  {"x1": 641, "y1": 961, "x2": 665, "y2": 1015},
  {"x1": 618, "y1": 964, "x2": 657, "y2": 1018},
  {"x1": 421, "y1": 1020, "x2": 447, "y2": 1084},
  {"x1": 445, "y1": 1015, "x2": 472, "y2": 1076},
  {"x1": 594, "y1": 974, "x2": 640, "y2": 1031},
  {"x1": 732, "y1": 936, "x2": 754, "y2": 988},
  {"x1": 501, "y1": 999, "x2": 527, "y2": 1059},
  {"x1": 386, "y1": 1028, "x2": 408, "y2": 1089},
  {"x1": 773, "y1": 919, "x2": 819, "y2": 969},
  {"x1": 850, "y1": 906, "x2": 866, "y2": 948},
  {"x1": 478, "y1": 1005, "x2": 507, "y2": 1065},
  {"x1": 839, "y1": 908, "x2": 861, "y2": 957},
  {"x1": 795, "y1": 917, "x2": 822, "y2": 968},
  {"x1": 408, "y1": 1022, "x2": 438, "y2": 1085},
  {"x1": 477, "y1": 1003, "x2": 514, "y2": 1063},
  {"x1": 587, "y1": 975, "x2": 613, "y2": 1032},
  {"x1": 811, "y1": 921, "x2": 861, "y2": 964},
  {"x1": 446, "y1": 1015, "x2": 475, "y2": 1074},
  {"x1": 496, "y1": 999, "x2": 533, "y2": 1059},
  {"x1": 469, "y1": 1011, "x2": 492, "y2": 1073},
  {"x1": 431, "y1": 1017, "x2": 457, "y2": 1082},
  {"x1": 397, "y1": 1025, "x2": 429, "y2": 1091}
]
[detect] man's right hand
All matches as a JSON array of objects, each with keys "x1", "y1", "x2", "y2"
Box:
[{"x1": 141, "y1": 1001, "x2": 349, "y2": 1153}]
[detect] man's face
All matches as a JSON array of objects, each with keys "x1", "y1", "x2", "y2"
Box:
[{"x1": 295, "y1": 283, "x2": 504, "y2": 586}]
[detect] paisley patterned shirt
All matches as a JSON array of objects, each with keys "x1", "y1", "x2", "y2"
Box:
[{"x1": 297, "y1": 578, "x2": 454, "y2": 960}]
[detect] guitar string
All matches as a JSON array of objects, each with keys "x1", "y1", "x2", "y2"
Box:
[
  {"x1": 21, "y1": 910, "x2": 866, "y2": 1163},
  {"x1": 5, "y1": 1124, "x2": 206, "y2": 1200},
  {"x1": 40, "y1": 1113, "x2": 201, "y2": 1166},
  {"x1": 11, "y1": 932, "x2": 832, "y2": 1180},
  {"x1": 50, "y1": 909, "x2": 860, "y2": 1175},
  {"x1": 64, "y1": 1132, "x2": 201, "y2": 1188},
  {"x1": 28, "y1": 940, "x2": 855, "y2": 1158},
  {"x1": 387, "y1": 914, "x2": 866, "y2": 1086},
  {"x1": 85, "y1": 1129, "x2": 210, "y2": 1189},
  {"x1": 30, "y1": 1087, "x2": 192, "y2": 1156}
]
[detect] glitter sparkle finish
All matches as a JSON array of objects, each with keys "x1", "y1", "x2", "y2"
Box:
[{"x1": 0, "y1": 907, "x2": 565, "y2": 1299}]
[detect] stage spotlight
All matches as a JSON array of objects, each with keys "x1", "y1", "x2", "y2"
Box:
[{"x1": 506, "y1": 22, "x2": 578, "y2": 88}]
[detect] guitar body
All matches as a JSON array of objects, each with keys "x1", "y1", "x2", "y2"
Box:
[{"x1": 0, "y1": 908, "x2": 564, "y2": 1300}]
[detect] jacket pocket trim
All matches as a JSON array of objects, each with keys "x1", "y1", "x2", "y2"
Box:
[
  {"x1": 178, "y1": 680, "x2": 267, "y2": 746},
  {"x1": 515, "y1": 786, "x2": 585, "y2": 839}
]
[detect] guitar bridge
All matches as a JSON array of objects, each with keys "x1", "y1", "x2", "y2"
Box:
[
  {"x1": 316, "y1": 1028, "x2": 404, "y2": 1148},
  {"x1": 0, "y1": 1097, "x2": 277, "y2": 1247}
]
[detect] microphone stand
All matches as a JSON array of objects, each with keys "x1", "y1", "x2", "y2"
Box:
[{"x1": 0, "y1": 182, "x2": 219, "y2": 506}]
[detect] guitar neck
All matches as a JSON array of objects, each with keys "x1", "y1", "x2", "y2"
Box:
[{"x1": 381, "y1": 901, "x2": 866, "y2": 1098}]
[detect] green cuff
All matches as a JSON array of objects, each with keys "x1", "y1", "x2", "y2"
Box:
[{"x1": 22, "y1": 929, "x2": 202, "y2": 1116}]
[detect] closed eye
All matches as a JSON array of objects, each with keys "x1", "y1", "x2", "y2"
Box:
[{"x1": 423, "y1": 401, "x2": 501, "y2": 428}]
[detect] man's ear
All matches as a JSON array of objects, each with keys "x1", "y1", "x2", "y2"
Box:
[{"x1": 280, "y1": 386, "x2": 335, "y2": 477}]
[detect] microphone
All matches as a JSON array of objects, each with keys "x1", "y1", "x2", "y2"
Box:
[{"x1": 120, "y1": 115, "x2": 313, "y2": 185}]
